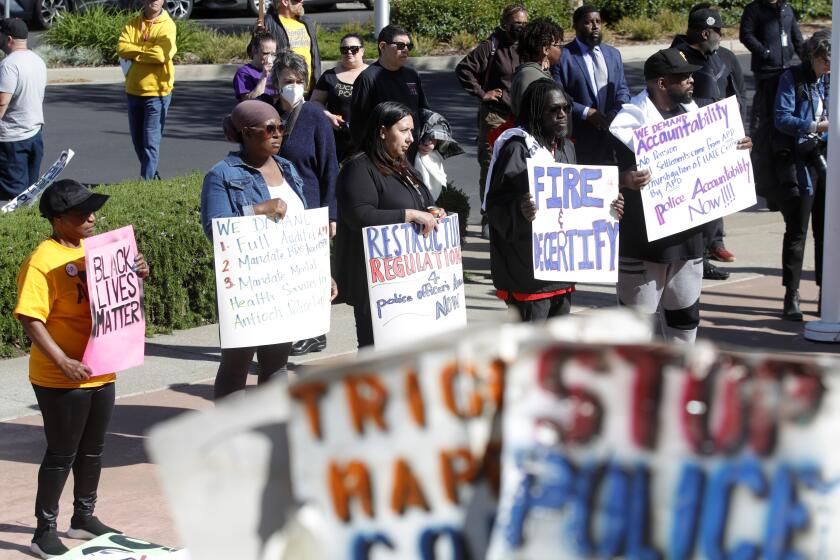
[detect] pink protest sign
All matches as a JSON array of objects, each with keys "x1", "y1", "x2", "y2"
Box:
[{"x1": 81, "y1": 225, "x2": 145, "y2": 376}]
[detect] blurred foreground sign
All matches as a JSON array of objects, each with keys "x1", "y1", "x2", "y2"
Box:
[
  {"x1": 148, "y1": 311, "x2": 840, "y2": 560},
  {"x1": 487, "y1": 342, "x2": 840, "y2": 559}
]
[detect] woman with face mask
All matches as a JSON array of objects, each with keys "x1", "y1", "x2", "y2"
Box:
[{"x1": 268, "y1": 50, "x2": 339, "y2": 356}]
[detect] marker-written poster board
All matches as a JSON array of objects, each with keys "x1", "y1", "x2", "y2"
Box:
[
  {"x1": 527, "y1": 160, "x2": 620, "y2": 283},
  {"x1": 212, "y1": 208, "x2": 331, "y2": 349},
  {"x1": 81, "y1": 225, "x2": 145, "y2": 376},
  {"x1": 287, "y1": 337, "x2": 503, "y2": 559},
  {"x1": 363, "y1": 214, "x2": 466, "y2": 349},
  {"x1": 488, "y1": 342, "x2": 840, "y2": 559},
  {"x1": 634, "y1": 96, "x2": 756, "y2": 241}
]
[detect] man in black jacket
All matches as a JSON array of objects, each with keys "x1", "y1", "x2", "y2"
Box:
[
  {"x1": 672, "y1": 5, "x2": 748, "y2": 280},
  {"x1": 456, "y1": 4, "x2": 528, "y2": 234},
  {"x1": 739, "y1": 0, "x2": 802, "y2": 133},
  {"x1": 264, "y1": 0, "x2": 321, "y2": 94},
  {"x1": 484, "y1": 79, "x2": 578, "y2": 321}
]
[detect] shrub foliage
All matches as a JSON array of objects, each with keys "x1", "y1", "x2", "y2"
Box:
[
  {"x1": 0, "y1": 174, "x2": 217, "y2": 357},
  {"x1": 391, "y1": 0, "x2": 573, "y2": 42}
]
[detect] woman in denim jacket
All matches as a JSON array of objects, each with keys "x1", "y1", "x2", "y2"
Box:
[
  {"x1": 773, "y1": 30, "x2": 830, "y2": 321},
  {"x1": 200, "y1": 100, "x2": 310, "y2": 399}
]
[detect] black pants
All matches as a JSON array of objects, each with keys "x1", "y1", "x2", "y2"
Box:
[
  {"x1": 507, "y1": 292, "x2": 572, "y2": 322},
  {"x1": 702, "y1": 217, "x2": 725, "y2": 251},
  {"x1": 214, "y1": 344, "x2": 291, "y2": 400},
  {"x1": 352, "y1": 303, "x2": 375, "y2": 349},
  {"x1": 780, "y1": 181, "x2": 825, "y2": 289},
  {"x1": 32, "y1": 382, "x2": 115, "y2": 528},
  {"x1": 750, "y1": 75, "x2": 781, "y2": 135}
]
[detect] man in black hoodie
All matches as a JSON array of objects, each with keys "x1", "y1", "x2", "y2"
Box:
[
  {"x1": 672, "y1": 5, "x2": 748, "y2": 280},
  {"x1": 456, "y1": 4, "x2": 528, "y2": 237},
  {"x1": 739, "y1": 0, "x2": 803, "y2": 133}
]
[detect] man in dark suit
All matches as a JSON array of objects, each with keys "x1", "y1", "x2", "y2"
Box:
[{"x1": 551, "y1": 5, "x2": 630, "y2": 165}]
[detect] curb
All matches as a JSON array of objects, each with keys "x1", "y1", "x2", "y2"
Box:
[{"x1": 46, "y1": 42, "x2": 750, "y2": 86}]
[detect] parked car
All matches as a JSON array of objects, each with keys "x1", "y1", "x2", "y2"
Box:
[{"x1": 1, "y1": 0, "x2": 131, "y2": 29}]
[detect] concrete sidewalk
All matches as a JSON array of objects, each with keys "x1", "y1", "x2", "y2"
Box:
[
  {"x1": 45, "y1": 40, "x2": 750, "y2": 85},
  {"x1": 0, "y1": 210, "x2": 837, "y2": 558}
]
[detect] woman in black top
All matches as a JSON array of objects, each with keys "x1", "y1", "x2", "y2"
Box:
[
  {"x1": 311, "y1": 33, "x2": 369, "y2": 161},
  {"x1": 335, "y1": 101, "x2": 441, "y2": 348}
]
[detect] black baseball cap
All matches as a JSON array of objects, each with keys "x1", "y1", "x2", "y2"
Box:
[
  {"x1": 644, "y1": 48, "x2": 703, "y2": 80},
  {"x1": 0, "y1": 18, "x2": 28, "y2": 40},
  {"x1": 688, "y1": 8, "x2": 730, "y2": 30},
  {"x1": 39, "y1": 179, "x2": 109, "y2": 219}
]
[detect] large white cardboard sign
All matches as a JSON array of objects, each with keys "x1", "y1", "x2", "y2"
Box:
[
  {"x1": 527, "y1": 160, "x2": 620, "y2": 283},
  {"x1": 287, "y1": 334, "x2": 505, "y2": 559},
  {"x1": 363, "y1": 214, "x2": 466, "y2": 349},
  {"x1": 634, "y1": 96, "x2": 756, "y2": 241},
  {"x1": 211, "y1": 208, "x2": 331, "y2": 348},
  {"x1": 488, "y1": 342, "x2": 840, "y2": 559}
]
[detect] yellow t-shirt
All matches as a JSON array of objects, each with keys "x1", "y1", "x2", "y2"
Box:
[
  {"x1": 280, "y1": 16, "x2": 313, "y2": 91},
  {"x1": 14, "y1": 239, "x2": 116, "y2": 389}
]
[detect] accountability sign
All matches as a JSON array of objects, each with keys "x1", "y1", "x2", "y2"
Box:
[{"x1": 633, "y1": 96, "x2": 755, "y2": 241}]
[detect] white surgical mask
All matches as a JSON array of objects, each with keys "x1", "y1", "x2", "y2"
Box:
[{"x1": 280, "y1": 84, "x2": 304, "y2": 107}]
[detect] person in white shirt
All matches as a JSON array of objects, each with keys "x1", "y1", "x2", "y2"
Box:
[{"x1": 0, "y1": 18, "x2": 47, "y2": 201}]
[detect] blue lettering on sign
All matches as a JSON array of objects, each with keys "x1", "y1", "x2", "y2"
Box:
[
  {"x1": 532, "y1": 220, "x2": 619, "y2": 273},
  {"x1": 365, "y1": 216, "x2": 460, "y2": 259},
  {"x1": 499, "y1": 449, "x2": 840, "y2": 558},
  {"x1": 419, "y1": 527, "x2": 467, "y2": 560},
  {"x1": 351, "y1": 533, "x2": 394, "y2": 560},
  {"x1": 532, "y1": 165, "x2": 605, "y2": 210}
]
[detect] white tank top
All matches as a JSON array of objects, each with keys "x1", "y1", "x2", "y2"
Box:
[{"x1": 266, "y1": 177, "x2": 305, "y2": 215}]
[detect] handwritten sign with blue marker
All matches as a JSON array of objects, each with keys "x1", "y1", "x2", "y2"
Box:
[
  {"x1": 212, "y1": 208, "x2": 331, "y2": 349},
  {"x1": 488, "y1": 342, "x2": 840, "y2": 559},
  {"x1": 633, "y1": 96, "x2": 756, "y2": 241},
  {"x1": 363, "y1": 214, "x2": 467, "y2": 349},
  {"x1": 527, "y1": 160, "x2": 619, "y2": 283}
]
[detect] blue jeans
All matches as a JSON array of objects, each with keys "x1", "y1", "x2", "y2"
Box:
[
  {"x1": 126, "y1": 93, "x2": 171, "y2": 180},
  {"x1": 0, "y1": 129, "x2": 44, "y2": 200}
]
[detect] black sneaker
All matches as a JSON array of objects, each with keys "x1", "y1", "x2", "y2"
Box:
[
  {"x1": 703, "y1": 260, "x2": 730, "y2": 280},
  {"x1": 31, "y1": 528, "x2": 69, "y2": 559},
  {"x1": 66, "y1": 516, "x2": 121, "y2": 540}
]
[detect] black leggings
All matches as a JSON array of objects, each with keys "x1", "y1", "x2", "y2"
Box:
[
  {"x1": 213, "y1": 343, "x2": 291, "y2": 400},
  {"x1": 32, "y1": 382, "x2": 115, "y2": 528}
]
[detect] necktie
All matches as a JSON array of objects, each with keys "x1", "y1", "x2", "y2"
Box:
[{"x1": 592, "y1": 47, "x2": 608, "y2": 107}]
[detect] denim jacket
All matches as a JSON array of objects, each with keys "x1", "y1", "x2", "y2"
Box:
[
  {"x1": 200, "y1": 152, "x2": 307, "y2": 239},
  {"x1": 774, "y1": 64, "x2": 828, "y2": 194}
]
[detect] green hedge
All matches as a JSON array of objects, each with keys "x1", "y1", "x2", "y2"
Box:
[
  {"x1": 0, "y1": 174, "x2": 217, "y2": 357},
  {"x1": 43, "y1": 6, "x2": 236, "y2": 65},
  {"x1": 391, "y1": 0, "x2": 574, "y2": 42},
  {"x1": 599, "y1": 0, "x2": 831, "y2": 23}
]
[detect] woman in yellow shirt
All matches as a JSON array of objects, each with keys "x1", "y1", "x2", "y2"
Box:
[
  {"x1": 15, "y1": 180, "x2": 150, "y2": 559},
  {"x1": 116, "y1": 0, "x2": 177, "y2": 180}
]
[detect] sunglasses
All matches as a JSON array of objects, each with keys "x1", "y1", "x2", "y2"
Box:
[
  {"x1": 248, "y1": 120, "x2": 285, "y2": 137},
  {"x1": 388, "y1": 41, "x2": 413, "y2": 52},
  {"x1": 340, "y1": 45, "x2": 362, "y2": 55}
]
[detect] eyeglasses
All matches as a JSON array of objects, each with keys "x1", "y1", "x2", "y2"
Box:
[
  {"x1": 248, "y1": 120, "x2": 285, "y2": 137},
  {"x1": 340, "y1": 45, "x2": 362, "y2": 55},
  {"x1": 388, "y1": 41, "x2": 413, "y2": 52},
  {"x1": 550, "y1": 42, "x2": 563, "y2": 48}
]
